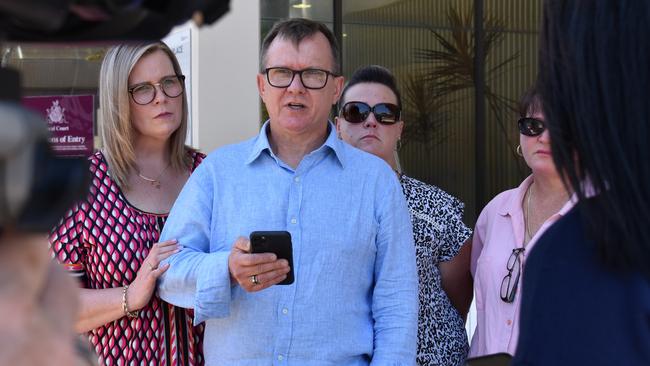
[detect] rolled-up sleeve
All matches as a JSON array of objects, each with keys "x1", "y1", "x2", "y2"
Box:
[
  {"x1": 157, "y1": 161, "x2": 232, "y2": 324},
  {"x1": 370, "y1": 172, "x2": 419, "y2": 364}
]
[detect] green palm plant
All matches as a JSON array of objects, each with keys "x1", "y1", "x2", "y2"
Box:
[
  {"x1": 413, "y1": 6, "x2": 522, "y2": 160},
  {"x1": 401, "y1": 72, "x2": 450, "y2": 148}
]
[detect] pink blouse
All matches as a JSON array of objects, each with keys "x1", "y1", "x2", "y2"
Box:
[{"x1": 469, "y1": 175, "x2": 574, "y2": 357}]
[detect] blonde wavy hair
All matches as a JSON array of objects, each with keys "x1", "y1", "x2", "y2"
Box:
[{"x1": 99, "y1": 42, "x2": 191, "y2": 189}]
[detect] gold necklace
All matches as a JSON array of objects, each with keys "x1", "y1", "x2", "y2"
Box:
[
  {"x1": 525, "y1": 182, "x2": 534, "y2": 244},
  {"x1": 137, "y1": 163, "x2": 169, "y2": 189}
]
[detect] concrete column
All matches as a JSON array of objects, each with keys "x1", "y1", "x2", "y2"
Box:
[{"x1": 193, "y1": 0, "x2": 261, "y2": 154}]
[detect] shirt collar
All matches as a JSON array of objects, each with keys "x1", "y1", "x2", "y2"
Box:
[
  {"x1": 497, "y1": 174, "x2": 577, "y2": 217},
  {"x1": 245, "y1": 120, "x2": 346, "y2": 168},
  {"x1": 321, "y1": 121, "x2": 346, "y2": 168},
  {"x1": 497, "y1": 175, "x2": 534, "y2": 217},
  {"x1": 245, "y1": 120, "x2": 273, "y2": 164}
]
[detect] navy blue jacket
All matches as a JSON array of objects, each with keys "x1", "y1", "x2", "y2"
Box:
[{"x1": 513, "y1": 202, "x2": 650, "y2": 365}]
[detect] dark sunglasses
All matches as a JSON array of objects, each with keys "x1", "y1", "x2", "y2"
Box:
[
  {"x1": 518, "y1": 117, "x2": 546, "y2": 137},
  {"x1": 340, "y1": 101, "x2": 401, "y2": 125}
]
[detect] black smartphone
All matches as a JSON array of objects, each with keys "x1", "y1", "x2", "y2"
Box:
[
  {"x1": 465, "y1": 353, "x2": 512, "y2": 366},
  {"x1": 249, "y1": 231, "x2": 294, "y2": 285}
]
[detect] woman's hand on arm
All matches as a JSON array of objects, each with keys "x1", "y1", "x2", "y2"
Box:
[
  {"x1": 127, "y1": 239, "x2": 180, "y2": 309},
  {"x1": 74, "y1": 240, "x2": 180, "y2": 333},
  {"x1": 439, "y1": 238, "x2": 473, "y2": 321}
]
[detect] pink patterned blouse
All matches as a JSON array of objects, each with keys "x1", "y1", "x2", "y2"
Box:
[{"x1": 50, "y1": 150, "x2": 205, "y2": 366}]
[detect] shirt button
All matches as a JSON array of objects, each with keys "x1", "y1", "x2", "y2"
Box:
[
  {"x1": 282, "y1": 308, "x2": 288, "y2": 314},
  {"x1": 278, "y1": 355, "x2": 284, "y2": 361},
  {"x1": 507, "y1": 319, "x2": 512, "y2": 326},
  {"x1": 294, "y1": 176, "x2": 300, "y2": 182},
  {"x1": 290, "y1": 218, "x2": 297, "y2": 224}
]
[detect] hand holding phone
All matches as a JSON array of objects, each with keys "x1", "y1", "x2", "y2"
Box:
[
  {"x1": 250, "y1": 231, "x2": 294, "y2": 285},
  {"x1": 228, "y1": 236, "x2": 291, "y2": 291}
]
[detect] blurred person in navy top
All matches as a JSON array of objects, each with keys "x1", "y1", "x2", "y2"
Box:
[
  {"x1": 157, "y1": 18, "x2": 418, "y2": 365},
  {"x1": 513, "y1": 1, "x2": 650, "y2": 365}
]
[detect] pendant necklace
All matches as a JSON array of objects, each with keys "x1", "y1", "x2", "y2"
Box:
[
  {"x1": 137, "y1": 162, "x2": 170, "y2": 189},
  {"x1": 525, "y1": 182, "x2": 534, "y2": 244}
]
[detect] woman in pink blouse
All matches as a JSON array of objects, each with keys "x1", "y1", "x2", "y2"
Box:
[{"x1": 468, "y1": 87, "x2": 572, "y2": 357}]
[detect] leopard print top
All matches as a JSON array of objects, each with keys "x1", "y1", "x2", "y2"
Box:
[{"x1": 399, "y1": 174, "x2": 472, "y2": 366}]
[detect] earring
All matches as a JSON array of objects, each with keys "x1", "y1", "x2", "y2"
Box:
[
  {"x1": 337, "y1": 132, "x2": 342, "y2": 140},
  {"x1": 395, "y1": 138, "x2": 402, "y2": 151},
  {"x1": 516, "y1": 145, "x2": 523, "y2": 156}
]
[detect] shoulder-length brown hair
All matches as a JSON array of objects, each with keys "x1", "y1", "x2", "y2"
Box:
[{"x1": 99, "y1": 42, "x2": 191, "y2": 189}]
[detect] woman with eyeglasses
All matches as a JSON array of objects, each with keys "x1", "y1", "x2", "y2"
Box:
[
  {"x1": 468, "y1": 86, "x2": 572, "y2": 358},
  {"x1": 336, "y1": 65, "x2": 473, "y2": 366},
  {"x1": 49, "y1": 42, "x2": 205, "y2": 365}
]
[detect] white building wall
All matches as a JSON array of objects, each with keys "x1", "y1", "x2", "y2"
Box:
[
  {"x1": 466, "y1": 298, "x2": 477, "y2": 343},
  {"x1": 193, "y1": 0, "x2": 261, "y2": 154}
]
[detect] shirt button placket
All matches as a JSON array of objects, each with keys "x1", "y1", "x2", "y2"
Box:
[{"x1": 277, "y1": 172, "x2": 302, "y2": 364}]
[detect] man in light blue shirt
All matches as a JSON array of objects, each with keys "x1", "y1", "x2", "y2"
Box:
[{"x1": 158, "y1": 18, "x2": 418, "y2": 365}]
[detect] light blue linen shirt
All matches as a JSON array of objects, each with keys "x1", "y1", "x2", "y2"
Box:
[{"x1": 158, "y1": 122, "x2": 418, "y2": 365}]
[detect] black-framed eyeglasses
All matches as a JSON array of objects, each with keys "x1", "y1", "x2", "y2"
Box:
[
  {"x1": 264, "y1": 67, "x2": 337, "y2": 90},
  {"x1": 500, "y1": 248, "x2": 525, "y2": 303},
  {"x1": 518, "y1": 117, "x2": 545, "y2": 137},
  {"x1": 340, "y1": 101, "x2": 402, "y2": 125},
  {"x1": 128, "y1": 74, "x2": 185, "y2": 105}
]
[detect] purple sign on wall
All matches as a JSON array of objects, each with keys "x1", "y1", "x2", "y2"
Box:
[{"x1": 22, "y1": 95, "x2": 94, "y2": 157}]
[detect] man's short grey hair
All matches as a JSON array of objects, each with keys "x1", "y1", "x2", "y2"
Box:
[{"x1": 259, "y1": 18, "x2": 340, "y2": 75}]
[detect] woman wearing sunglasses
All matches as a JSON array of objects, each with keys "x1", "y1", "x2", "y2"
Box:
[
  {"x1": 49, "y1": 42, "x2": 205, "y2": 365},
  {"x1": 468, "y1": 86, "x2": 572, "y2": 358},
  {"x1": 336, "y1": 65, "x2": 472, "y2": 366}
]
